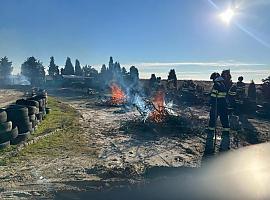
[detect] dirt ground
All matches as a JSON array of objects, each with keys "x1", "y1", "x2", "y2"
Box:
[
  {"x1": 0, "y1": 89, "x2": 24, "y2": 107},
  {"x1": 0, "y1": 88, "x2": 270, "y2": 199}
]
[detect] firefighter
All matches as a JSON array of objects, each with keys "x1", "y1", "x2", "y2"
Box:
[
  {"x1": 205, "y1": 72, "x2": 230, "y2": 154},
  {"x1": 221, "y1": 69, "x2": 233, "y2": 92},
  {"x1": 235, "y1": 76, "x2": 246, "y2": 113}
]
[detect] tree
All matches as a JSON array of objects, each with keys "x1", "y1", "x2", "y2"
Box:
[
  {"x1": 83, "y1": 65, "x2": 98, "y2": 77},
  {"x1": 167, "y1": 69, "x2": 177, "y2": 88},
  {"x1": 48, "y1": 56, "x2": 59, "y2": 78},
  {"x1": 100, "y1": 64, "x2": 107, "y2": 75},
  {"x1": 109, "y1": 56, "x2": 114, "y2": 71},
  {"x1": 121, "y1": 67, "x2": 127, "y2": 75},
  {"x1": 114, "y1": 62, "x2": 121, "y2": 75},
  {"x1": 21, "y1": 57, "x2": 45, "y2": 86},
  {"x1": 75, "y1": 59, "x2": 83, "y2": 76},
  {"x1": 63, "y1": 57, "x2": 74, "y2": 75},
  {"x1": 130, "y1": 66, "x2": 139, "y2": 82},
  {"x1": 0, "y1": 56, "x2": 13, "y2": 78},
  {"x1": 261, "y1": 76, "x2": 270, "y2": 102}
]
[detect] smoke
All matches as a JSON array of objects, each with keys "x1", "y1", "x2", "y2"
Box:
[{"x1": 5, "y1": 75, "x2": 30, "y2": 85}]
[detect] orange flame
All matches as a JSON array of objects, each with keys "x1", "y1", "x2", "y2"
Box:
[
  {"x1": 149, "y1": 90, "x2": 167, "y2": 122},
  {"x1": 111, "y1": 83, "x2": 126, "y2": 104}
]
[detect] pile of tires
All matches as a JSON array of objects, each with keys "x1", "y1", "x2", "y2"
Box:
[
  {"x1": 16, "y1": 99, "x2": 39, "y2": 130},
  {"x1": 0, "y1": 109, "x2": 19, "y2": 149},
  {"x1": 28, "y1": 95, "x2": 47, "y2": 121},
  {"x1": 6, "y1": 105, "x2": 32, "y2": 144},
  {"x1": 0, "y1": 89, "x2": 50, "y2": 149}
]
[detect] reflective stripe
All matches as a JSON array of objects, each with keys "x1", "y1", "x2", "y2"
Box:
[
  {"x1": 208, "y1": 127, "x2": 215, "y2": 131},
  {"x1": 222, "y1": 128, "x2": 230, "y2": 131},
  {"x1": 228, "y1": 92, "x2": 236, "y2": 95},
  {"x1": 211, "y1": 93, "x2": 226, "y2": 98}
]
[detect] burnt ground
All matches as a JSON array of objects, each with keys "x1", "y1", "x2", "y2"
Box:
[{"x1": 0, "y1": 88, "x2": 269, "y2": 199}]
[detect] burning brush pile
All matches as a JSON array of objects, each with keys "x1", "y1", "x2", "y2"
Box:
[
  {"x1": 95, "y1": 82, "x2": 206, "y2": 135},
  {"x1": 96, "y1": 83, "x2": 127, "y2": 107},
  {"x1": 125, "y1": 90, "x2": 207, "y2": 136}
]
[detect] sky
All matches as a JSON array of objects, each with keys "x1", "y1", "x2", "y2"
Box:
[{"x1": 0, "y1": 0, "x2": 269, "y2": 82}]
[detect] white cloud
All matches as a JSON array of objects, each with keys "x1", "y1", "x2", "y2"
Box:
[{"x1": 121, "y1": 61, "x2": 267, "y2": 68}]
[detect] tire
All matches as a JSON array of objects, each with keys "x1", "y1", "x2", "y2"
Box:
[
  {"x1": 0, "y1": 121, "x2": 12, "y2": 133},
  {"x1": 45, "y1": 108, "x2": 51, "y2": 114},
  {"x1": 29, "y1": 114, "x2": 36, "y2": 122},
  {"x1": 9, "y1": 127, "x2": 19, "y2": 140},
  {"x1": 0, "y1": 141, "x2": 10, "y2": 150},
  {"x1": 16, "y1": 99, "x2": 39, "y2": 108},
  {"x1": 36, "y1": 112, "x2": 43, "y2": 121},
  {"x1": 10, "y1": 131, "x2": 30, "y2": 145},
  {"x1": 6, "y1": 105, "x2": 29, "y2": 121},
  {"x1": 0, "y1": 127, "x2": 18, "y2": 142},
  {"x1": 27, "y1": 106, "x2": 38, "y2": 115},
  {"x1": 0, "y1": 131, "x2": 11, "y2": 143},
  {"x1": 32, "y1": 120, "x2": 38, "y2": 128},
  {"x1": 17, "y1": 122, "x2": 32, "y2": 133},
  {"x1": 0, "y1": 109, "x2": 7, "y2": 123}
]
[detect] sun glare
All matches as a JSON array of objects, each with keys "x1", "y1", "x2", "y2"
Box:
[{"x1": 219, "y1": 8, "x2": 235, "y2": 25}]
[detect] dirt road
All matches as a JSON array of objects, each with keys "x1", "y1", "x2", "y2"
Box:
[{"x1": 0, "y1": 88, "x2": 269, "y2": 199}]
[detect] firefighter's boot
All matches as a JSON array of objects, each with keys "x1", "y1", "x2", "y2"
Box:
[
  {"x1": 220, "y1": 131, "x2": 230, "y2": 152},
  {"x1": 204, "y1": 129, "x2": 215, "y2": 155}
]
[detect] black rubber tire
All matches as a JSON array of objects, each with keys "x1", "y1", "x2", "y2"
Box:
[
  {"x1": 0, "y1": 121, "x2": 12, "y2": 133},
  {"x1": 6, "y1": 105, "x2": 29, "y2": 121},
  {"x1": 45, "y1": 107, "x2": 51, "y2": 114},
  {"x1": 0, "y1": 109, "x2": 7, "y2": 123},
  {"x1": 29, "y1": 114, "x2": 36, "y2": 122},
  {"x1": 17, "y1": 122, "x2": 32, "y2": 134},
  {"x1": 32, "y1": 120, "x2": 38, "y2": 128},
  {"x1": 0, "y1": 141, "x2": 10, "y2": 150},
  {"x1": 0, "y1": 127, "x2": 18, "y2": 142},
  {"x1": 10, "y1": 131, "x2": 30, "y2": 145},
  {"x1": 16, "y1": 99, "x2": 39, "y2": 108},
  {"x1": 0, "y1": 131, "x2": 11, "y2": 143},
  {"x1": 9, "y1": 127, "x2": 19, "y2": 140},
  {"x1": 27, "y1": 106, "x2": 38, "y2": 115},
  {"x1": 36, "y1": 112, "x2": 43, "y2": 121}
]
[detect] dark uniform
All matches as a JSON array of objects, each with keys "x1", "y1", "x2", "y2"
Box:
[
  {"x1": 236, "y1": 78, "x2": 246, "y2": 104},
  {"x1": 205, "y1": 73, "x2": 230, "y2": 154},
  {"x1": 228, "y1": 77, "x2": 246, "y2": 114}
]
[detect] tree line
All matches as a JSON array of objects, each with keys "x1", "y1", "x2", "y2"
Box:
[{"x1": 0, "y1": 56, "x2": 139, "y2": 88}]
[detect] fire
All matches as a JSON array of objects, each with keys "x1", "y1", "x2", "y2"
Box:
[
  {"x1": 149, "y1": 90, "x2": 167, "y2": 123},
  {"x1": 111, "y1": 83, "x2": 126, "y2": 104}
]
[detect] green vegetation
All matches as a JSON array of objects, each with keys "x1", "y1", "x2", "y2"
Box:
[{"x1": 0, "y1": 97, "x2": 93, "y2": 165}]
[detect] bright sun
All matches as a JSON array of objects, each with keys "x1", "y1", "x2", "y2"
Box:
[{"x1": 219, "y1": 8, "x2": 235, "y2": 24}]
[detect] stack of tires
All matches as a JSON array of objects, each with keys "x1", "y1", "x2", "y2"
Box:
[
  {"x1": 16, "y1": 99, "x2": 39, "y2": 130},
  {"x1": 0, "y1": 109, "x2": 19, "y2": 149},
  {"x1": 29, "y1": 90, "x2": 49, "y2": 119},
  {"x1": 28, "y1": 96, "x2": 47, "y2": 121},
  {"x1": 6, "y1": 105, "x2": 32, "y2": 144}
]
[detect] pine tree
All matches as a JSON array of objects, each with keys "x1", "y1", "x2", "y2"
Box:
[
  {"x1": 130, "y1": 66, "x2": 139, "y2": 82},
  {"x1": 0, "y1": 56, "x2": 13, "y2": 78},
  {"x1": 48, "y1": 56, "x2": 59, "y2": 78},
  {"x1": 100, "y1": 64, "x2": 107, "y2": 75},
  {"x1": 121, "y1": 67, "x2": 127, "y2": 75},
  {"x1": 63, "y1": 57, "x2": 74, "y2": 75},
  {"x1": 109, "y1": 56, "x2": 114, "y2": 71},
  {"x1": 83, "y1": 65, "x2": 98, "y2": 77},
  {"x1": 168, "y1": 69, "x2": 177, "y2": 88},
  {"x1": 21, "y1": 57, "x2": 45, "y2": 86},
  {"x1": 75, "y1": 59, "x2": 83, "y2": 76}
]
